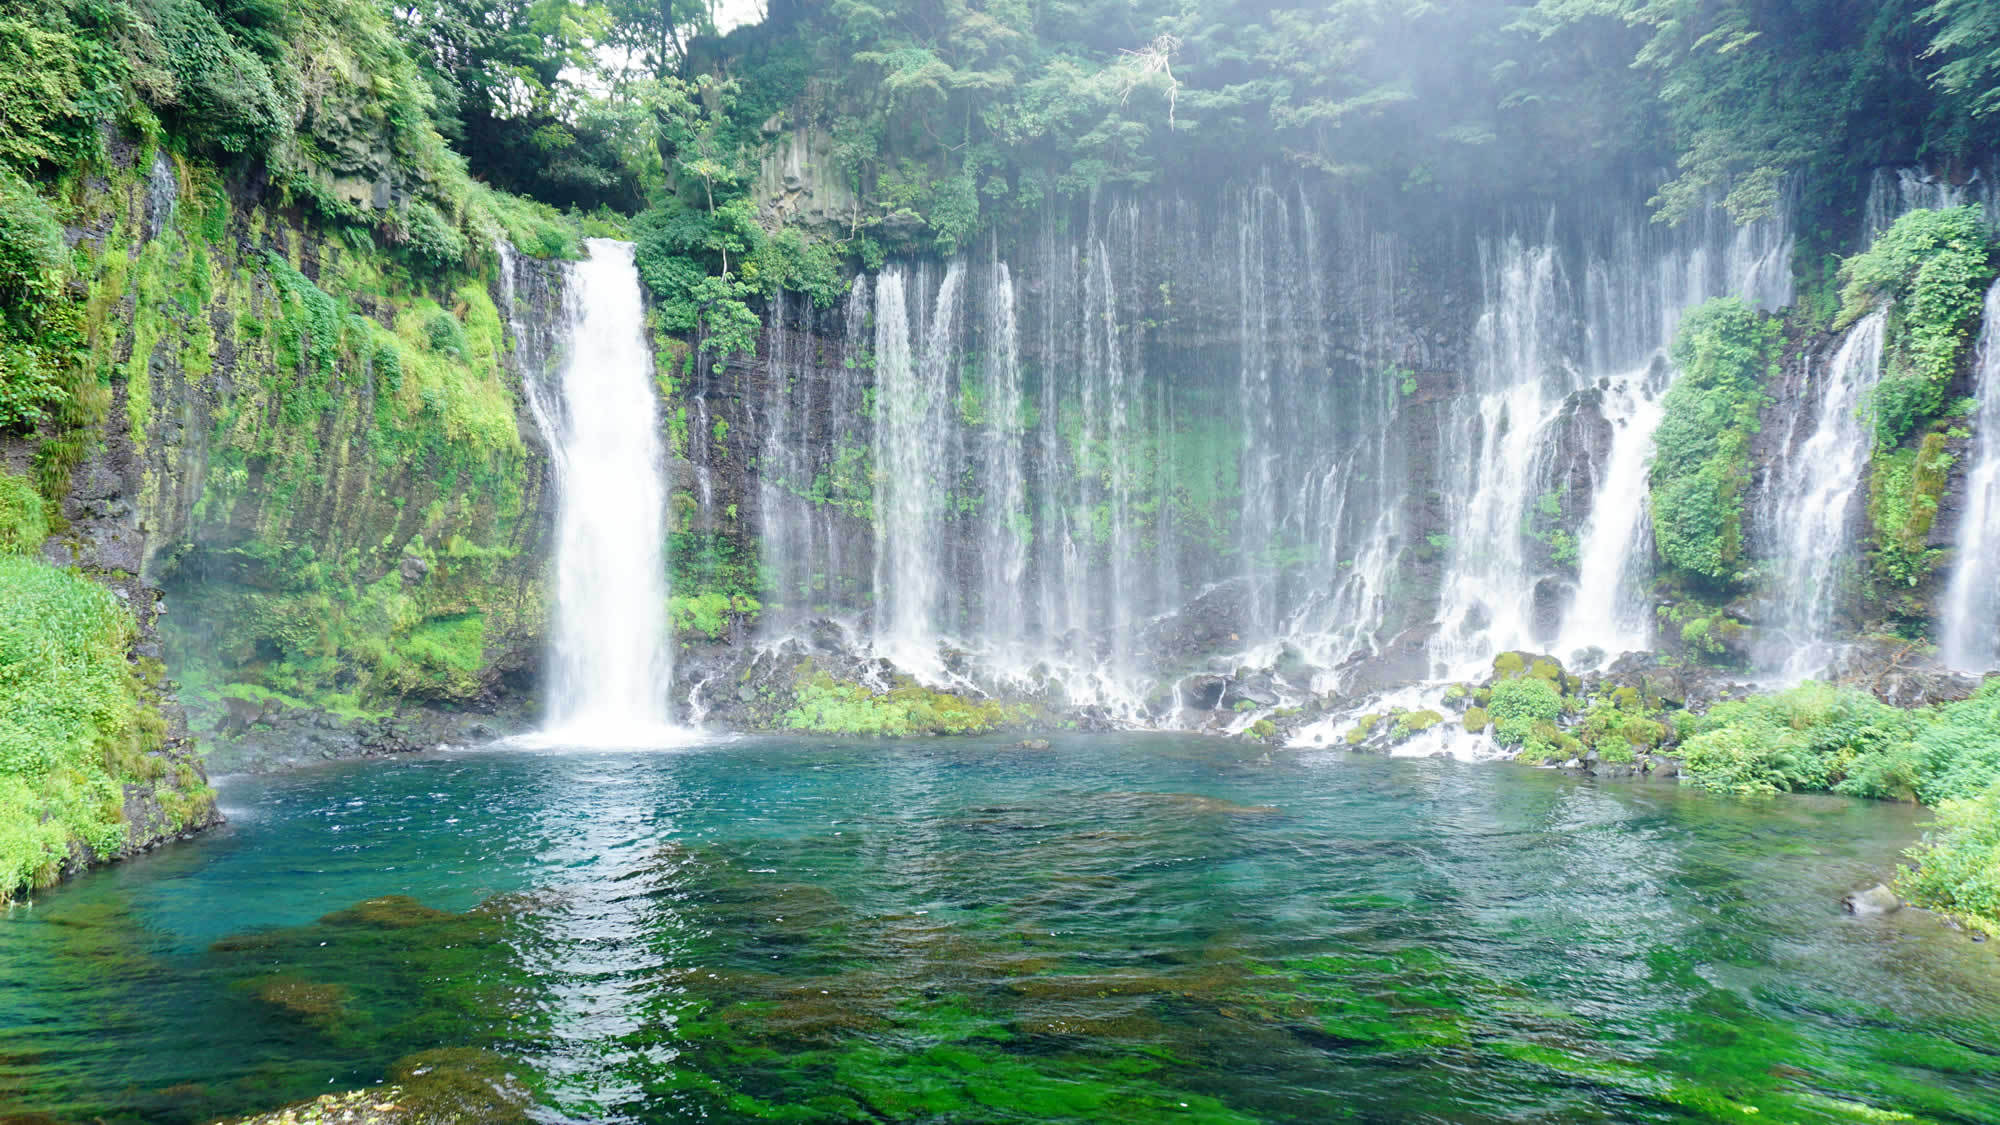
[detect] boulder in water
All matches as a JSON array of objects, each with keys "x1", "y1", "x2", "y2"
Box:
[
  {"x1": 1178, "y1": 674, "x2": 1228, "y2": 711},
  {"x1": 1843, "y1": 884, "x2": 1902, "y2": 915},
  {"x1": 1334, "y1": 622, "x2": 1439, "y2": 697}
]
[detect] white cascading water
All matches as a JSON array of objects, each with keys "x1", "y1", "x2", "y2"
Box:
[
  {"x1": 742, "y1": 178, "x2": 1791, "y2": 731},
  {"x1": 1555, "y1": 372, "x2": 1668, "y2": 659},
  {"x1": 980, "y1": 260, "x2": 1030, "y2": 651},
  {"x1": 871, "y1": 261, "x2": 966, "y2": 678},
  {"x1": 1940, "y1": 279, "x2": 2000, "y2": 671},
  {"x1": 1762, "y1": 311, "x2": 1887, "y2": 680},
  {"x1": 532, "y1": 239, "x2": 678, "y2": 744},
  {"x1": 1432, "y1": 235, "x2": 1568, "y2": 673},
  {"x1": 1862, "y1": 165, "x2": 2000, "y2": 242}
]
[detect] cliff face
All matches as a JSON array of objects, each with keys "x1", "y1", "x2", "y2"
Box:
[{"x1": 46, "y1": 142, "x2": 564, "y2": 782}]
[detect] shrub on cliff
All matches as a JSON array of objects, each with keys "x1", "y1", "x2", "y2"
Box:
[
  {"x1": 1649, "y1": 298, "x2": 1777, "y2": 586},
  {"x1": 0, "y1": 169, "x2": 73, "y2": 431},
  {"x1": 1838, "y1": 206, "x2": 1997, "y2": 446}
]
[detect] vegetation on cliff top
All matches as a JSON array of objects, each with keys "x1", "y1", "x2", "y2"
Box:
[
  {"x1": 1840, "y1": 206, "x2": 1998, "y2": 448},
  {"x1": 1834, "y1": 206, "x2": 1998, "y2": 598}
]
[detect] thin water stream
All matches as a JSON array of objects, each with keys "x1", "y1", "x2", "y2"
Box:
[{"x1": 1941, "y1": 279, "x2": 2000, "y2": 671}]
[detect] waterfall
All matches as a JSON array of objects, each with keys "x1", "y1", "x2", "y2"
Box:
[
  {"x1": 979, "y1": 260, "x2": 1029, "y2": 652},
  {"x1": 1429, "y1": 193, "x2": 1793, "y2": 676},
  {"x1": 720, "y1": 177, "x2": 1792, "y2": 719},
  {"x1": 1941, "y1": 280, "x2": 2000, "y2": 671},
  {"x1": 1433, "y1": 235, "x2": 1570, "y2": 673},
  {"x1": 871, "y1": 262, "x2": 966, "y2": 675},
  {"x1": 1556, "y1": 372, "x2": 1668, "y2": 659},
  {"x1": 1761, "y1": 312, "x2": 1887, "y2": 679},
  {"x1": 143, "y1": 152, "x2": 177, "y2": 242},
  {"x1": 1862, "y1": 165, "x2": 2000, "y2": 242},
  {"x1": 532, "y1": 239, "x2": 678, "y2": 744}
]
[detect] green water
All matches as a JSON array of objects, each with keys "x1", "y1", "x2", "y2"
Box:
[{"x1": 2, "y1": 734, "x2": 1996, "y2": 1123}]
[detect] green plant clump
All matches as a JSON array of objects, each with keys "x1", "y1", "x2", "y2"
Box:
[
  {"x1": 0, "y1": 169, "x2": 76, "y2": 431},
  {"x1": 1837, "y1": 206, "x2": 1998, "y2": 447},
  {"x1": 1897, "y1": 778, "x2": 2000, "y2": 936},
  {"x1": 671, "y1": 591, "x2": 762, "y2": 641},
  {"x1": 782, "y1": 669, "x2": 1022, "y2": 736},
  {"x1": 1487, "y1": 677, "x2": 1564, "y2": 758},
  {"x1": 0, "y1": 469, "x2": 47, "y2": 555},
  {"x1": 0, "y1": 556, "x2": 204, "y2": 897},
  {"x1": 1649, "y1": 298, "x2": 1778, "y2": 586}
]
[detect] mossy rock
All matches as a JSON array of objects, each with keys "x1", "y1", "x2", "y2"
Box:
[
  {"x1": 319, "y1": 895, "x2": 458, "y2": 929},
  {"x1": 1462, "y1": 707, "x2": 1490, "y2": 733},
  {"x1": 1392, "y1": 710, "x2": 1444, "y2": 738},
  {"x1": 390, "y1": 1048, "x2": 535, "y2": 1124},
  {"x1": 252, "y1": 974, "x2": 350, "y2": 1029},
  {"x1": 1343, "y1": 713, "x2": 1385, "y2": 746},
  {"x1": 1490, "y1": 651, "x2": 1567, "y2": 691}
]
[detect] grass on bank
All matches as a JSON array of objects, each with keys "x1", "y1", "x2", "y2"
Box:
[
  {"x1": 1676, "y1": 679, "x2": 2000, "y2": 933},
  {"x1": 0, "y1": 549, "x2": 182, "y2": 897}
]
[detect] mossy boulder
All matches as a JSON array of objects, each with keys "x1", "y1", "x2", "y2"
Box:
[
  {"x1": 1489, "y1": 651, "x2": 1567, "y2": 691},
  {"x1": 1392, "y1": 710, "x2": 1444, "y2": 738}
]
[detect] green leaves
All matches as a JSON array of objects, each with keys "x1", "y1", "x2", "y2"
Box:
[
  {"x1": 1923, "y1": 0, "x2": 2000, "y2": 118},
  {"x1": 1649, "y1": 298, "x2": 1775, "y2": 586},
  {"x1": 0, "y1": 554, "x2": 168, "y2": 896},
  {"x1": 1839, "y1": 206, "x2": 1998, "y2": 446}
]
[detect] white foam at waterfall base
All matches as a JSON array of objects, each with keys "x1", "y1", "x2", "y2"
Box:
[
  {"x1": 522, "y1": 239, "x2": 688, "y2": 748},
  {"x1": 1940, "y1": 279, "x2": 2000, "y2": 672},
  {"x1": 1285, "y1": 682, "x2": 1513, "y2": 761}
]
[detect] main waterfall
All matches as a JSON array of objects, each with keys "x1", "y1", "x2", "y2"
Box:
[{"x1": 530, "y1": 239, "x2": 678, "y2": 744}]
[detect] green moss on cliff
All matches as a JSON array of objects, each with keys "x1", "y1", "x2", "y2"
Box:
[
  {"x1": 43, "y1": 153, "x2": 560, "y2": 727},
  {"x1": 0, "y1": 469, "x2": 47, "y2": 554},
  {"x1": 1839, "y1": 206, "x2": 1997, "y2": 447},
  {"x1": 1868, "y1": 430, "x2": 1952, "y2": 590}
]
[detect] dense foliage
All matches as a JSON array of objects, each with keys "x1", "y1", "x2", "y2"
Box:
[
  {"x1": 1839, "y1": 206, "x2": 1997, "y2": 447},
  {"x1": 0, "y1": 553, "x2": 211, "y2": 898},
  {"x1": 1649, "y1": 298, "x2": 1777, "y2": 586},
  {"x1": 1899, "y1": 779, "x2": 2000, "y2": 936},
  {"x1": 1678, "y1": 680, "x2": 2000, "y2": 930}
]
